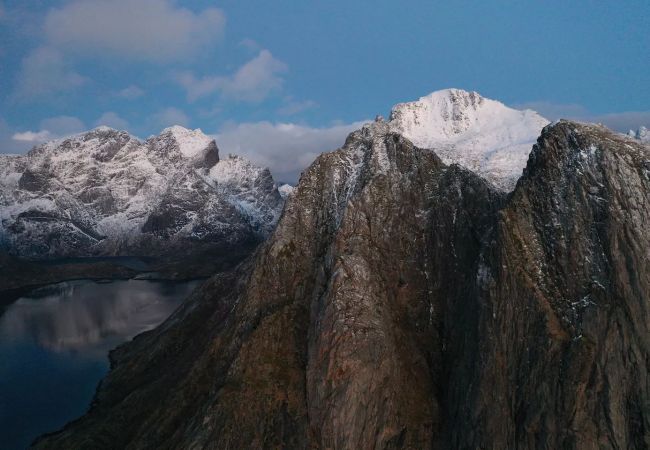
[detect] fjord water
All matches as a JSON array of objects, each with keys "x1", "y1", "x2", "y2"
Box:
[{"x1": 0, "y1": 279, "x2": 200, "y2": 450}]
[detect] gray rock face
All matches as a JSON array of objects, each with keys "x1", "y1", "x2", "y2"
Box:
[
  {"x1": 447, "y1": 122, "x2": 650, "y2": 449},
  {"x1": 0, "y1": 126, "x2": 284, "y2": 265},
  {"x1": 34, "y1": 121, "x2": 649, "y2": 449}
]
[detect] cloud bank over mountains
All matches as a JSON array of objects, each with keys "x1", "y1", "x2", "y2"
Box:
[
  {"x1": 0, "y1": 1, "x2": 647, "y2": 182},
  {"x1": 214, "y1": 120, "x2": 367, "y2": 183}
]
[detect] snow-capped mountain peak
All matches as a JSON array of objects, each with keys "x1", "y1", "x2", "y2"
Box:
[
  {"x1": 27, "y1": 126, "x2": 139, "y2": 158},
  {"x1": 0, "y1": 126, "x2": 284, "y2": 260},
  {"x1": 146, "y1": 126, "x2": 219, "y2": 169},
  {"x1": 160, "y1": 125, "x2": 214, "y2": 158},
  {"x1": 388, "y1": 88, "x2": 550, "y2": 190},
  {"x1": 390, "y1": 88, "x2": 488, "y2": 139}
]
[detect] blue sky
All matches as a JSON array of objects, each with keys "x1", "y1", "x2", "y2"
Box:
[{"x1": 0, "y1": 0, "x2": 648, "y2": 180}]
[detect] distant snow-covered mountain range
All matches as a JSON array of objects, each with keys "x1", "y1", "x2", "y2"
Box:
[
  {"x1": 2, "y1": 89, "x2": 646, "y2": 265},
  {"x1": 0, "y1": 125, "x2": 284, "y2": 262}
]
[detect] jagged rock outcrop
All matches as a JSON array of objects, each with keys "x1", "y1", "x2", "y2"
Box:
[
  {"x1": 446, "y1": 122, "x2": 650, "y2": 449},
  {"x1": 0, "y1": 126, "x2": 284, "y2": 272},
  {"x1": 33, "y1": 118, "x2": 649, "y2": 449}
]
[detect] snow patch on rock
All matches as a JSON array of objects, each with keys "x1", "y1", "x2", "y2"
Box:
[
  {"x1": 162, "y1": 126, "x2": 214, "y2": 158},
  {"x1": 278, "y1": 184, "x2": 294, "y2": 198}
]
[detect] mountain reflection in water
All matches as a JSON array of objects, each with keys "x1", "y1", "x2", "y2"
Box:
[{"x1": 0, "y1": 279, "x2": 200, "y2": 450}]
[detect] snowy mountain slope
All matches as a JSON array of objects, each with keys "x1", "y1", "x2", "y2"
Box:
[
  {"x1": 0, "y1": 126, "x2": 284, "y2": 260},
  {"x1": 209, "y1": 155, "x2": 282, "y2": 234},
  {"x1": 628, "y1": 126, "x2": 649, "y2": 143},
  {"x1": 388, "y1": 88, "x2": 550, "y2": 190}
]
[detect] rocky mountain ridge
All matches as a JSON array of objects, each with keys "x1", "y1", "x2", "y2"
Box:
[
  {"x1": 0, "y1": 126, "x2": 284, "y2": 274},
  {"x1": 34, "y1": 117, "x2": 650, "y2": 449}
]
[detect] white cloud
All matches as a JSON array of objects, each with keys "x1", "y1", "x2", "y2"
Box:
[
  {"x1": 153, "y1": 107, "x2": 190, "y2": 128},
  {"x1": 176, "y1": 50, "x2": 288, "y2": 102},
  {"x1": 0, "y1": 119, "x2": 33, "y2": 153},
  {"x1": 43, "y1": 0, "x2": 225, "y2": 63},
  {"x1": 10, "y1": 115, "x2": 85, "y2": 145},
  {"x1": 95, "y1": 112, "x2": 129, "y2": 130},
  {"x1": 214, "y1": 120, "x2": 367, "y2": 183},
  {"x1": 216, "y1": 50, "x2": 288, "y2": 102},
  {"x1": 117, "y1": 85, "x2": 145, "y2": 100},
  {"x1": 12, "y1": 130, "x2": 53, "y2": 143},
  {"x1": 14, "y1": 47, "x2": 88, "y2": 98}
]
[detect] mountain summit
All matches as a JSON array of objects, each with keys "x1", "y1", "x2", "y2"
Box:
[
  {"x1": 389, "y1": 88, "x2": 549, "y2": 190},
  {"x1": 0, "y1": 126, "x2": 283, "y2": 273}
]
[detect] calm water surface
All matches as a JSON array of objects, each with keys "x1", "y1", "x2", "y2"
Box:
[{"x1": 0, "y1": 279, "x2": 200, "y2": 450}]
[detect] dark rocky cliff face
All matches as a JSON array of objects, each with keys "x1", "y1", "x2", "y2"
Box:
[
  {"x1": 447, "y1": 122, "x2": 650, "y2": 449},
  {"x1": 34, "y1": 121, "x2": 650, "y2": 449}
]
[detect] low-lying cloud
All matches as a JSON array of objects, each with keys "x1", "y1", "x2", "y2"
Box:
[
  {"x1": 214, "y1": 120, "x2": 367, "y2": 183},
  {"x1": 1, "y1": 116, "x2": 82, "y2": 154},
  {"x1": 10, "y1": 115, "x2": 86, "y2": 145},
  {"x1": 12, "y1": 130, "x2": 53, "y2": 143}
]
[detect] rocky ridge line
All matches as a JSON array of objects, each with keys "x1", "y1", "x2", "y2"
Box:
[
  {"x1": 0, "y1": 126, "x2": 284, "y2": 277},
  {"x1": 34, "y1": 119, "x2": 650, "y2": 449}
]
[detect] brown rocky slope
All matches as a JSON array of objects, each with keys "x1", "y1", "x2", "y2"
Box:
[{"x1": 34, "y1": 120, "x2": 649, "y2": 449}]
